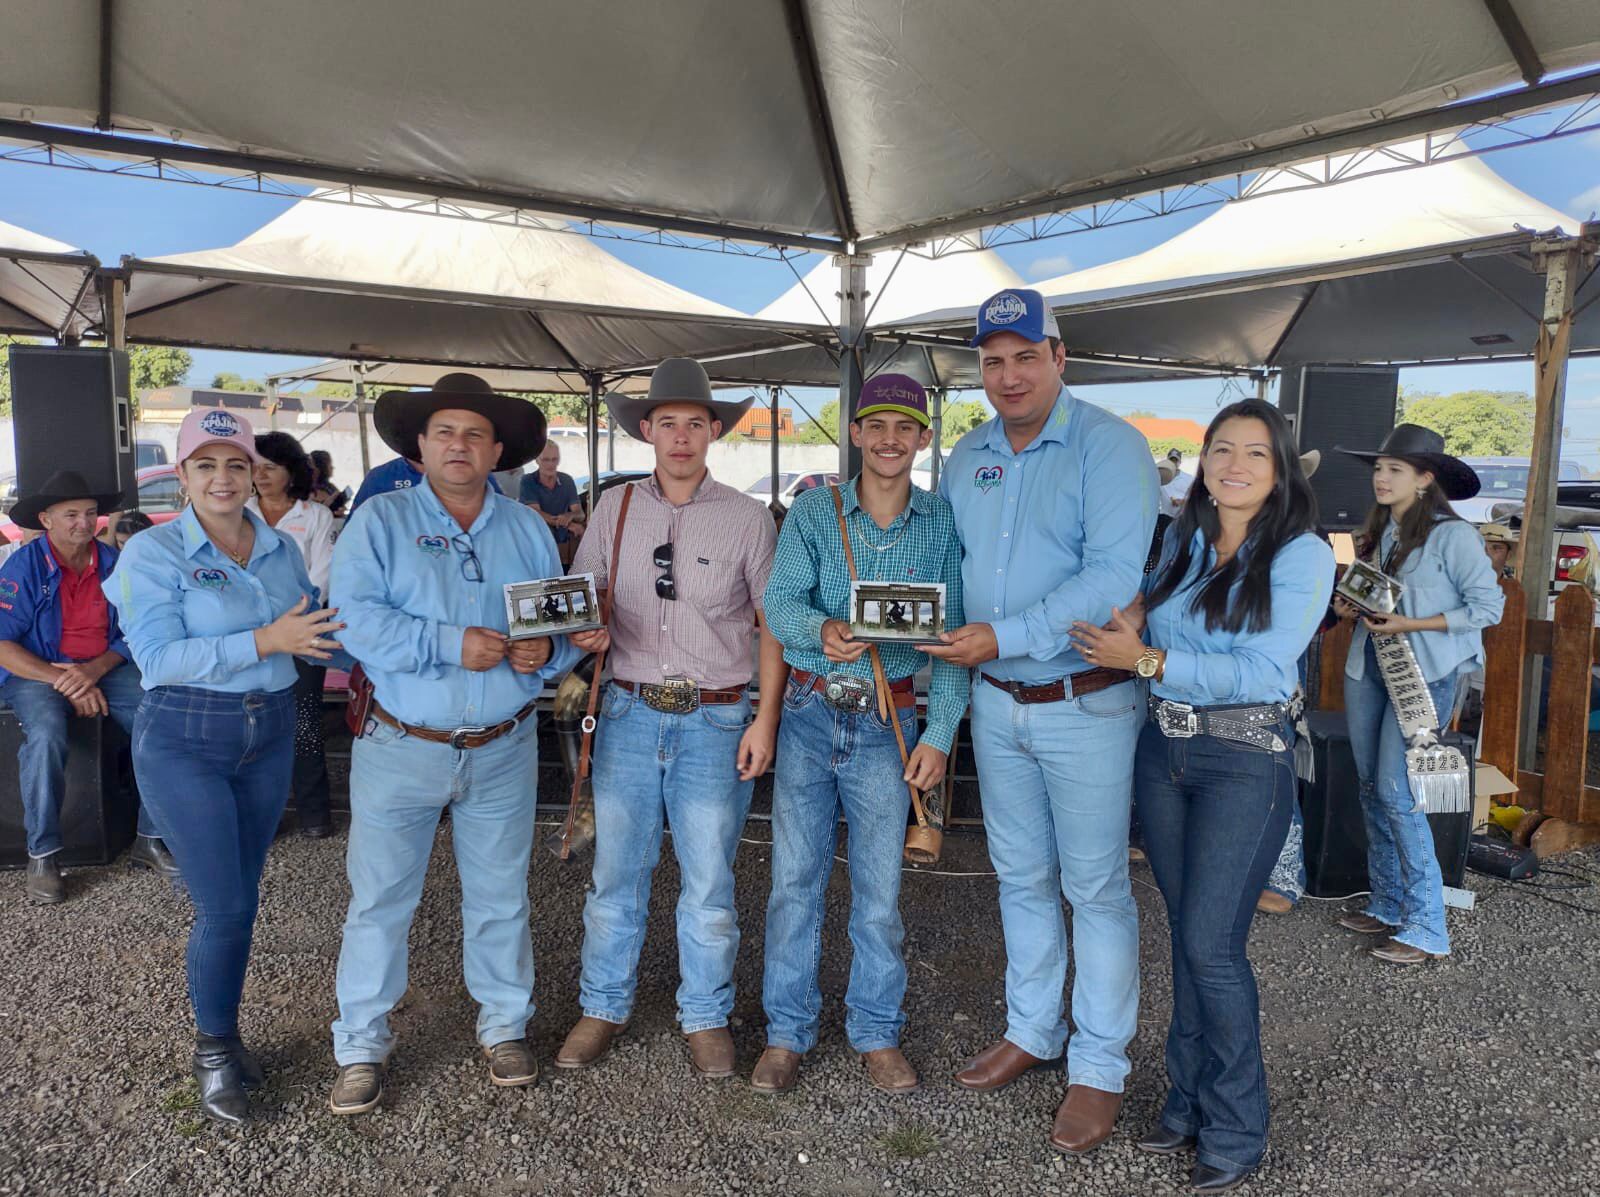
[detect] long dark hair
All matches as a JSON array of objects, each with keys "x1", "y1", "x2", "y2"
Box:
[
  {"x1": 1146, "y1": 399, "x2": 1318, "y2": 634},
  {"x1": 254, "y1": 432, "x2": 315, "y2": 501},
  {"x1": 1355, "y1": 463, "x2": 1460, "y2": 573}
]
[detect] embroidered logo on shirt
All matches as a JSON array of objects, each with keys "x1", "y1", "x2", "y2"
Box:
[
  {"x1": 983, "y1": 293, "x2": 1027, "y2": 326},
  {"x1": 416, "y1": 534, "x2": 449, "y2": 556},
  {"x1": 974, "y1": 465, "x2": 1003, "y2": 493},
  {"x1": 0, "y1": 578, "x2": 18, "y2": 599},
  {"x1": 192, "y1": 568, "x2": 229, "y2": 591},
  {"x1": 198, "y1": 410, "x2": 243, "y2": 439}
]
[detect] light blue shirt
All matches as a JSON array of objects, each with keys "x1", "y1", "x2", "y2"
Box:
[
  {"x1": 940, "y1": 386, "x2": 1159, "y2": 684},
  {"x1": 331, "y1": 477, "x2": 578, "y2": 728},
  {"x1": 107, "y1": 505, "x2": 318, "y2": 693},
  {"x1": 1144, "y1": 528, "x2": 1335, "y2": 706},
  {"x1": 1347, "y1": 516, "x2": 1504, "y2": 683}
]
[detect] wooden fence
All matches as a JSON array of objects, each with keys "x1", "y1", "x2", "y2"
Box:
[{"x1": 1317, "y1": 576, "x2": 1599, "y2": 828}]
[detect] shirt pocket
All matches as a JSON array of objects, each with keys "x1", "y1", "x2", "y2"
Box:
[{"x1": 678, "y1": 552, "x2": 745, "y2": 616}]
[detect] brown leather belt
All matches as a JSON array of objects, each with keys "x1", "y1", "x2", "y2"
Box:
[
  {"x1": 614, "y1": 679, "x2": 747, "y2": 711},
  {"x1": 371, "y1": 697, "x2": 538, "y2": 749},
  {"x1": 790, "y1": 667, "x2": 916, "y2": 711},
  {"x1": 980, "y1": 666, "x2": 1133, "y2": 705}
]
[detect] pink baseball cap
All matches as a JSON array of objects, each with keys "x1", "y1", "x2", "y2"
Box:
[{"x1": 177, "y1": 407, "x2": 261, "y2": 464}]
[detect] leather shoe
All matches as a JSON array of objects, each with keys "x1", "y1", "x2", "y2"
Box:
[
  {"x1": 1255, "y1": 889, "x2": 1293, "y2": 915},
  {"x1": 750, "y1": 1047, "x2": 802, "y2": 1093},
  {"x1": 1137, "y1": 1124, "x2": 1197, "y2": 1155},
  {"x1": 299, "y1": 814, "x2": 335, "y2": 839},
  {"x1": 1337, "y1": 911, "x2": 1395, "y2": 934},
  {"x1": 1371, "y1": 937, "x2": 1441, "y2": 965},
  {"x1": 25, "y1": 855, "x2": 65, "y2": 905},
  {"x1": 484, "y1": 1038, "x2": 539, "y2": 1087},
  {"x1": 127, "y1": 834, "x2": 180, "y2": 880},
  {"x1": 954, "y1": 1039, "x2": 1058, "y2": 1091},
  {"x1": 1190, "y1": 1161, "x2": 1255, "y2": 1193},
  {"x1": 685, "y1": 1027, "x2": 736, "y2": 1078},
  {"x1": 554, "y1": 1017, "x2": 625, "y2": 1070},
  {"x1": 192, "y1": 1033, "x2": 250, "y2": 1125},
  {"x1": 1049, "y1": 1084, "x2": 1123, "y2": 1155},
  {"x1": 216, "y1": 1034, "x2": 264, "y2": 1090},
  {"x1": 329, "y1": 1062, "x2": 384, "y2": 1116},
  {"x1": 862, "y1": 1047, "x2": 919, "y2": 1094}
]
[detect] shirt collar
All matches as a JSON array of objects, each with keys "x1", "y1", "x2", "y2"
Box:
[
  {"x1": 179, "y1": 504, "x2": 287, "y2": 563},
  {"x1": 843, "y1": 476, "x2": 931, "y2": 519},
  {"x1": 416, "y1": 475, "x2": 497, "y2": 535},
  {"x1": 642, "y1": 468, "x2": 715, "y2": 506},
  {"x1": 45, "y1": 536, "x2": 95, "y2": 579},
  {"x1": 982, "y1": 384, "x2": 1075, "y2": 455}
]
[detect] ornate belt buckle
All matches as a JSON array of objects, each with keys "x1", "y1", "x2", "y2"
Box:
[
  {"x1": 822, "y1": 673, "x2": 873, "y2": 713},
  {"x1": 642, "y1": 676, "x2": 699, "y2": 714},
  {"x1": 1156, "y1": 701, "x2": 1199, "y2": 738},
  {"x1": 449, "y1": 724, "x2": 490, "y2": 749}
]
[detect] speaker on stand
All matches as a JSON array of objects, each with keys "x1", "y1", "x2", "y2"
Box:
[
  {"x1": 6, "y1": 345, "x2": 135, "y2": 503},
  {"x1": 1280, "y1": 365, "x2": 1399, "y2": 531}
]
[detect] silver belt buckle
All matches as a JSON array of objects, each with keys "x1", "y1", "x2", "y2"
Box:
[
  {"x1": 641, "y1": 677, "x2": 699, "y2": 714},
  {"x1": 1156, "y1": 700, "x2": 1199, "y2": 738},
  {"x1": 449, "y1": 724, "x2": 490, "y2": 749},
  {"x1": 822, "y1": 673, "x2": 873, "y2": 713}
]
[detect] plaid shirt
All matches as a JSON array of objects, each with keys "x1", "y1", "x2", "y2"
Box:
[{"x1": 763, "y1": 479, "x2": 967, "y2": 753}]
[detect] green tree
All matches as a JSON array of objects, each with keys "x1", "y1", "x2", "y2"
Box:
[
  {"x1": 940, "y1": 399, "x2": 989, "y2": 447},
  {"x1": 211, "y1": 371, "x2": 263, "y2": 392},
  {"x1": 794, "y1": 399, "x2": 841, "y2": 445},
  {"x1": 0, "y1": 334, "x2": 42, "y2": 413},
  {"x1": 1126, "y1": 408, "x2": 1158, "y2": 419},
  {"x1": 1404, "y1": 390, "x2": 1535, "y2": 456},
  {"x1": 1145, "y1": 436, "x2": 1203, "y2": 461},
  {"x1": 309, "y1": 381, "x2": 354, "y2": 399}
]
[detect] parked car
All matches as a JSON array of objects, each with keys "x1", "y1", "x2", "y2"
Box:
[
  {"x1": 0, "y1": 441, "x2": 168, "y2": 517},
  {"x1": 1452, "y1": 456, "x2": 1583, "y2": 523},
  {"x1": 744, "y1": 471, "x2": 839, "y2": 504},
  {"x1": 0, "y1": 463, "x2": 184, "y2": 543},
  {"x1": 572, "y1": 471, "x2": 650, "y2": 516}
]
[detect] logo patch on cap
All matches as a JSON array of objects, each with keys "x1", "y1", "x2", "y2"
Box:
[
  {"x1": 192, "y1": 568, "x2": 229, "y2": 591},
  {"x1": 984, "y1": 293, "x2": 1027, "y2": 326},
  {"x1": 416, "y1": 534, "x2": 449, "y2": 557},
  {"x1": 198, "y1": 410, "x2": 242, "y2": 439},
  {"x1": 974, "y1": 465, "x2": 1003, "y2": 493}
]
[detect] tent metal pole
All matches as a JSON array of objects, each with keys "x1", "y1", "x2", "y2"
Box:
[
  {"x1": 606, "y1": 414, "x2": 615, "y2": 472},
  {"x1": 838, "y1": 253, "x2": 870, "y2": 479},
  {"x1": 930, "y1": 389, "x2": 945, "y2": 489},
  {"x1": 354, "y1": 370, "x2": 371, "y2": 475},
  {"x1": 586, "y1": 373, "x2": 601, "y2": 513},
  {"x1": 100, "y1": 272, "x2": 126, "y2": 350},
  {"x1": 266, "y1": 379, "x2": 278, "y2": 431},
  {"x1": 1517, "y1": 234, "x2": 1591, "y2": 768},
  {"x1": 769, "y1": 386, "x2": 781, "y2": 495},
  {"x1": 1255, "y1": 374, "x2": 1269, "y2": 401}
]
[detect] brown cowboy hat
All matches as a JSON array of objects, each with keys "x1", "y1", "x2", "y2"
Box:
[
  {"x1": 1334, "y1": 423, "x2": 1480, "y2": 500},
  {"x1": 604, "y1": 357, "x2": 752, "y2": 443},
  {"x1": 10, "y1": 470, "x2": 125, "y2": 531},
  {"x1": 374, "y1": 372, "x2": 547, "y2": 471}
]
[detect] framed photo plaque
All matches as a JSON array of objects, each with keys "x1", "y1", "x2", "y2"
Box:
[
  {"x1": 1334, "y1": 559, "x2": 1405, "y2": 616},
  {"x1": 505, "y1": 573, "x2": 603, "y2": 639},
  {"x1": 849, "y1": 580, "x2": 946, "y2": 646}
]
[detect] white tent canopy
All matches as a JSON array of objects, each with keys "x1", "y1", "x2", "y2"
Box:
[
  {"x1": 269, "y1": 359, "x2": 652, "y2": 397},
  {"x1": 894, "y1": 156, "x2": 1598, "y2": 369},
  {"x1": 2, "y1": 2, "x2": 1596, "y2": 249},
  {"x1": 0, "y1": 219, "x2": 99, "y2": 339},
  {"x1": 118, "y1": 200, "x2": 818, "y2": 380}
]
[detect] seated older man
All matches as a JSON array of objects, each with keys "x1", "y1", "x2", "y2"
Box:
[{"x1": 0, "y1": 471, "x2": 176, "y2": 904}]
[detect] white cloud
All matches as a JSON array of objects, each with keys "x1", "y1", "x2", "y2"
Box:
[
  {"x1": 1570, "y1": 181, "x2": 1600, "y2": 217},
  {"x1": 1027, "y1": 253, "x2": 1073, "y2": 280}
]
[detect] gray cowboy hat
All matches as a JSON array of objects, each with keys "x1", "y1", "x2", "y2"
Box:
[
  {"x1": 605, "y1": 357, "x2": 752, "y2": 443},
  {"x1": 374, "y1": 372, "x2": 547, "y2": 471},
  {"x1": 10, "y1": 469, "x2": 125, "y2": 531},
  {"x1": 1333, "y1": 423, "x2": 1480, "y2": 500}
]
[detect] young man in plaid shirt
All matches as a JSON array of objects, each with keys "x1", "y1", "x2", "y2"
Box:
[{"x1": 755, "y1": 374, "x2": 965, "y2": 1095}]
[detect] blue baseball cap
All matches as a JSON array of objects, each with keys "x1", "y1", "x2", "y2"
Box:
[{"x1": 970, "y1": 288, "x2": 1061, "y2": 348}]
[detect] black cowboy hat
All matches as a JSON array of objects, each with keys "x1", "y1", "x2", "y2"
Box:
[
  {"x1": 1334, "y1": 423, "x2": 1481, "y2": 501},
  {"x1": 10, "y1": 470, "x2": 125, "y2": 531},
  {"x1": 604, "y1": 357, "x2": 753, "y2": 443},
  {"x1": 374, "y1": 372, "x2": 547, "y2": 471}
]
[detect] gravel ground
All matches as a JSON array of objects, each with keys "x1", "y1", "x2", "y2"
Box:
[{"x1": 2, "y1": 810, "x2": 1598, "y2": 1197}]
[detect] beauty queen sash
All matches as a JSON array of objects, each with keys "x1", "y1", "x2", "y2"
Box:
[{"x1": 1337, "y1": 560, "x2": 1472, "y2": 815}]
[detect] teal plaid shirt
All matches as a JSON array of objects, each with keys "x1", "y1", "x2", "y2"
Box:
[{"x1": 763, "y1": 479, "x2": 967, "y2": 753}]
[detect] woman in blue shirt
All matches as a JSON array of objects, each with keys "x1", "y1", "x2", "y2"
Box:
[
  {"x1": 1332, "y1": 425, "x2": 1502, "y2": 965},
  {"x1": 1073, "y1": 399, "x2": 1332, "y2": 1193},
  {"x1": 108, "y1": 408, "x2": 345, "y2": 1126}
]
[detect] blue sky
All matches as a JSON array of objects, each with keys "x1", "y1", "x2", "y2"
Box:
[{"x1": 3, "y1": 130, "x2": 1598, "y2": 457}]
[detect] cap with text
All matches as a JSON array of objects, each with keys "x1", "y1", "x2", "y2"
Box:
[
  {"x1": 971, "y1": 287, "x2": 1060, "y2": 348},
  {"x1": 177, "y1": 407, "x2": 261, "y2": 465},
  {"x1": 853, "y1": 373, "x2": 929, "y2": 427}
]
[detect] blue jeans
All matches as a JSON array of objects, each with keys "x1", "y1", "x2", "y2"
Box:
[
  {"x1": 1264, "y1": 799, "x2": 1307, "y2": 903},
  {"x1": 1345, "y1": 640, "x2": 1457, "y2": 956},
  {"x1": 1135, "y1": 717, "x2": 1295, "y2": 1173},
  {"x1": 131, "y1": 685, "x2": 294, "y2": 1036},
  {"x1": 578, "y1": 683, "x2": 755, "y2": 1033},
  {"x1": 332, "y1": 715, "x2": 540, "y2": 1065},
  {"x1": 762, "y1": 676, "x2": 916, "y2": 1054},
  {"x1": 968, "y1": 676, "x2": 1140, "y2": 1092},
  {"x1": 2, "y1": 663, "x2": 155, "y2": 857}
]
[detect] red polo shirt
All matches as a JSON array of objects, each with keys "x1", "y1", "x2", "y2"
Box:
[{"x1": 49, "y1": 541, "x2": 110, "y2": 662}]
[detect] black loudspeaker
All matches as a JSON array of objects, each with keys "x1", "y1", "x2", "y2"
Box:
[
  {"x1": 6, "y1": 345, "x2": 135, "y2": 500},
  {"x1": 0, "y1": 708, "x2": 139, "y2": 869},
  {"x1": 1282, "y1": 365, "x2": 1398, "y2": 531},
  {"x1": 1301, "y1": 710, "x2": 1471, "y2": 896}
]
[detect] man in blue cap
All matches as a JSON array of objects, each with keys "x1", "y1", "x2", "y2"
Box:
[
  {"x1": 925, "y1": 289, "x2": 1157, "y2": 1156},
  {"x1": 755, "y1": 373, "x2": 965, "y2": 1095}
]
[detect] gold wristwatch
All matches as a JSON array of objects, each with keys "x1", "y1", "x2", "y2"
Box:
[{"x1": 1134, "y1": 648, "x2": 1163, "y2": 679}]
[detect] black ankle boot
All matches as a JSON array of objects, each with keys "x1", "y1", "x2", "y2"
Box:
[
  {"x1": 193, "y1": 1034, "x2": 251, "y2": 1124},
  {"x1": 220, "y1": 1035, "x2": 265, "y2": 1090}
]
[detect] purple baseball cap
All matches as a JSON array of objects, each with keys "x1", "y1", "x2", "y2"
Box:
[
  {"x1": 970, "y1": 287, "x2": 1061, "y2": 347},
  {"x1": 852, "y1": 373, "x2": 929, "y2": 427}
]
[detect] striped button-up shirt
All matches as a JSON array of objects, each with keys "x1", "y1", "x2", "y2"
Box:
[
  {"x1": 574, "y1": 472, "x2": 776, "y2": 690},
  {"x1": 763, "y1": 480, "x2": 967, "y2": 753}
]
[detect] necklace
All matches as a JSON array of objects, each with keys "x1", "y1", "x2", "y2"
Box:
[
  {"x1": 206, "y1": 522, "x2": 253, "y2": 568},
  {"x1": 855, "y1": 514, "x2": 908, "y2": 555}
]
